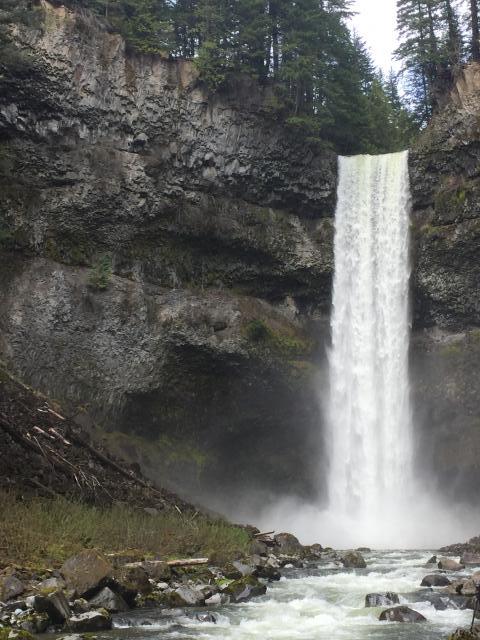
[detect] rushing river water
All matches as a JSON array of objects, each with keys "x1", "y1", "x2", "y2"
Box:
[{"x1": 111, "y1": 551, "x2": 470, "y2": 640}]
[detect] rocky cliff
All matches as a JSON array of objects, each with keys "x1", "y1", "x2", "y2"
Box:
[
  {"x1": 410, "y1": 64, "x2": 480, "y2": 501},
  {"x1": 1, "y1": 0, "x2": 479, "y2": 510},
  {"x1": 0, "y1": 0, "x2": 335, "y2": 506}
]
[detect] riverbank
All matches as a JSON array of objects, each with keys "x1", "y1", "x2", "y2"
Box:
[{"x1": 0, "y1": 491, "x2": 334, "y2": 636}]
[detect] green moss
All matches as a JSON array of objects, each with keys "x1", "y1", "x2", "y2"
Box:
[
  {"x1": 243, "y1": 319, "x2": 313, "y2": 358},
  {"x1": 440, "y1": 343, "x2": 463, "y2": 357},
  {"x1": 0, "y1": 629, "x2": 35, "y2": 640},
  {"x1": 44, "y1": 235, "x2": 90, "y2": 266}
]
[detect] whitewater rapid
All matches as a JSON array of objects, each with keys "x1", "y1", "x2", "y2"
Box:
[{"x1": 113, "y1": 551, "x2": 471, "y2": 640}]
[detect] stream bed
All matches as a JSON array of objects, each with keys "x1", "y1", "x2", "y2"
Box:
[{"x1": 109, "y1": 551, "x2": 471, "y2": 640}]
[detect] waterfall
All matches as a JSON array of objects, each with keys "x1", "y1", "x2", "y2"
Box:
[{"x1": 327, "y1": 152, "x2": 413, "y2": 533}]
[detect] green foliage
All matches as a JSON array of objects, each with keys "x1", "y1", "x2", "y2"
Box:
[
  {"x1": 0, "y1": 491, "x2": 250, "y2": 567},
  {"x1": 87, "y1": 254, "x2": 112, "y2": 290},
  {"x1": 61, "y1": 0, "x2": 415, "y2": 152},
  {"x1": 244, "y1": 319, "x2": 312, "y2": 357},
  {"x1": 395, "y1": 0, "x2": 465, "y2": 125}
]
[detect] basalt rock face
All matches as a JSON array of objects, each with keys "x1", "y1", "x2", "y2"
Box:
[
  {"x1": 0, "y1": 1, "x2": 334, "y2": 503},
  {"x1": 409, "y1": 63, "x2": 480, "y2": 502}
]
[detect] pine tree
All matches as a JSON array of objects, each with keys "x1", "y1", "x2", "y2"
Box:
[{"x1": 471, "y1": 0, "x2": 480, "y2": 60}]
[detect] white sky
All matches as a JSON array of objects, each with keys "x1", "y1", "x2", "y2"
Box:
[{"x1": 350, "y1": 0, "x2": 399, "y2": 72}]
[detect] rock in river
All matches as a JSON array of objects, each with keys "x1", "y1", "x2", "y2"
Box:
[
  {"x1": 379, "y1": 606, "x2": 426, "y2": 623},
  {"x1": 365, "y1": 592, "x2": 399, "y2": 607},
  {"x1": 341, "y1": 551, "x2": 367, "y2": 569},
  {"x1": 421, "y1": 574, "x2": 451, "y2": 587},
  {"x1": 67, "y1": 610, "x2": 112, "y2": 632}
]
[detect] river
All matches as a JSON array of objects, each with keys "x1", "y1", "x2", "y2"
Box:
[{"x1": 112, "y1": 550, "x2": 470, "y2": 640}]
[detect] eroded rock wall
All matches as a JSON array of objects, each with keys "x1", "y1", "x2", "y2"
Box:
[
  {"x1": 410, "y1": 64, "x2": 480, "y2": 501},
  {"x1": 0, "y1": 1, "x2": 334, "y2": 501}
]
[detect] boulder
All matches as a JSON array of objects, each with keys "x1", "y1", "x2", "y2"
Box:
[
  {"x1": 67, "y1": 610, "x2": 112, "y2": 632},
  {"x1": 113, "y1": 564, "x2": 151, "y2": 604},
  {"x1": 141, "y1": 561, "x2": 172, "y2": 582},
  {"x1": 38, "y1": 577, "x2": 66, "y2": 592},
  {"x1": 17, "y1": 612, "x2": 50, "y2": 635},
  {"x1": 61, "y1": 550, "x2": 112, "y2": 597},
  {"x1": 224, "y1": 576, "x2": 267, "y2": 603},
  {"x1": 365, "y1": 592, "x2": 399, "y2": 607},
  {"x1": 204, "y1": 593, "x2": 229, "y2": 606},
  {"x1": 273, "y1": 533, "x2": 303, "y2": 556},
  {"x1": 221, "y1": 563, "x2": 243, "y2": 580},
  {"x1": 341, "y1": 552, "x2": 367, "y2": 569},
  {"x1": 379, "y1": 606, "x2": 426, "y2": 623},
  {"x1": 426, "y1": 555, "x2": 438, "y2": 565},
  {"x1": 32, "y1": 590, "x2": 71, "y2": 624},
  {"x1": 438, "y1": 558, "x2": 464, "y2": 571},
  {"x1": 232, "y1": 560, "x2": 255, "y2": 577},
  {"x1": 449, "y1": 628, "x2": 480, "y2": 640},
  {"x1": 249, "y1": 540, "x2": 268, "y2": 556},
  {"x1": 172, "y1": 586, "x2": 205, "y2": 607},
  {"x1": 462, "y1": 553, "x2": 480, "y2": 566},
  {"x1": 254, "y1": 565, "x2": 281, "y2": 581},
  {"x1": 88, "y1": 587, "x2": 129, "y2": 612},
  {"x1": 421, "y1": 574, "x2": 451, "y2": 587},
  {"x1": 0, "y1": 575, "x2": 24, "y2": 601}
]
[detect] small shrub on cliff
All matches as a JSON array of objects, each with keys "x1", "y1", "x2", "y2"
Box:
[{"x1": 88, "y1": 254, "x2": 112, "y2": 290}]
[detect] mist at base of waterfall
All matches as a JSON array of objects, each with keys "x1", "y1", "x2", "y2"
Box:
[{"x1": 250, "y1": 490, "x2": 480, "y2": 549}]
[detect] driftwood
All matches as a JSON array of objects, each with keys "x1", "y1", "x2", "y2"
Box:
[
  {"x1": 166, "y1": 558, "x2": 209, "y2": 567},
  {"x1": 254, "y1": 531, "x2": 275, "y2": 538}
]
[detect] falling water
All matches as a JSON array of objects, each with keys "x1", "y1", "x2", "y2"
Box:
[{"x1": 327, "y1": 151, "x2": 413, "y2": 536}]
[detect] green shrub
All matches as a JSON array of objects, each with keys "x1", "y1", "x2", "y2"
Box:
[{"x1": 88, "y1": 254, "x2": 112, "y2": 290}]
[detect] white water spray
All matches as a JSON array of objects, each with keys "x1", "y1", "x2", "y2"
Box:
[
  {"x1": 327, "y1": 151, "x2": 413, "y2": 522},
  {"x1": 242, "y1": 151, "x2": 480, "y2": 548}
]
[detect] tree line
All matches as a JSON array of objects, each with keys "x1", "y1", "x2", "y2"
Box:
[
  {"x1": 396, "y1": 0, "x2": 480, "y2": 124},
  {"x1": 63, "y1": 0, "x2": 417, "y2": 154}
]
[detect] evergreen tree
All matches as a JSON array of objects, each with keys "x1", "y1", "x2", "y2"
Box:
[{"x1": 471, "y1": 0, "x2": 480, "y2": 60}]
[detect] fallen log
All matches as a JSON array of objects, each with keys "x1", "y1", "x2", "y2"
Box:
[{"x1": 166, "y1": 558, "x2": 209, "y2": 567}]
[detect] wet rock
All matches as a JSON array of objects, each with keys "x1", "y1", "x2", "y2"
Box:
[
  {"x1": 67, "y1": 610, "x2": 112, "y2": 632},
  {"x1": 204, "y1": 593, "x2": 229, "y2": 606},
  {"x1": 438, "y1": 558, "x2": 464, "y2": 571},
  {"x1": 0, "y1": 576, "x2": 25, "y2": 601},
  {"x1": 421, "y1": 574, "x2": 451, "y2": 587},
  {"x1": 426, "y1": 555, "x2": 438, "y2": 565},
  {"x1": 379, "y1": 606, "x2": 426, "y2": 623},
  {"x1": 356, "y1": 547, "x2": 371, "y2": 553},
  {"x1": 61, "y1": 550, "x2": 112, "y2": 597},
  {"x1": 224, "y1": 576, "x2": 267, "y2": 603},
  {"x1": 32, "y1": 590, "x2": 71, "y2": 623},
  {"x1": 232, "y1": 560, "x2": 255, "y2": 577},
  {"x1": 273, "y1": 533, "x2": 303, "y2": 556},
  {"x1": 88, "y1": 587, "x2": 129, "y2": 612},
  {"x1": 365, "y1": 592, "x2": 399, "y2": 607},
  {"x1": 254, "y1": 565, "x2": 281, "y2": 581},
  {"x1": 196, "y1": 613, "x2": 217, "y2": 623},
  {"x1": 341, "y1": 552, "x2": 367, "y2": 569}
]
